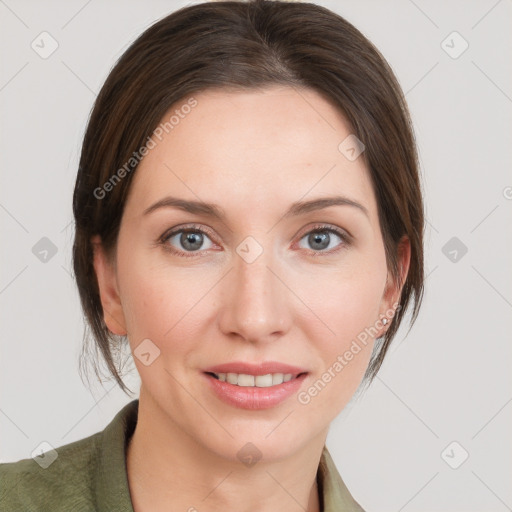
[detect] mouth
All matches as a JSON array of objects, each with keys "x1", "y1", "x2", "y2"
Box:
[
  {"x1": 203, "y1": 369, "x2": 309, "y2": 410},
  {"x1": 204, "y1": 371, "x2": 308, "y2": 388},
  {"x1": 202, "y1": 361, "x2": 309, "y2": 409}
]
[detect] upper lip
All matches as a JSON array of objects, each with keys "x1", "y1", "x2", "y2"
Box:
[{"x1": 203, "y1": 361, "x2": 308, "y2": 376}]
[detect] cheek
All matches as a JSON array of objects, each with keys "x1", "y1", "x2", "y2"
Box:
[
  {"x1": 299, "y1": 256, "x2": 386, "y2": 403},
  {"x1": 118, "y1": 265, "x2": 214, "y2": 392},
  {"x1": 117, "y1": 249, "x2": 208, "y2": 348},
  {"x1": 303, "y1": 257, "x2": 386, "y2": 344}
]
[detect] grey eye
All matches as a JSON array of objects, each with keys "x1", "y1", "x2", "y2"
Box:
[
  {"x1": 298, "y1": 230, "x2": 343, "y2": 252},
  {"x1": 167, "y1": 230, "x2": 214, "y2": 252}
]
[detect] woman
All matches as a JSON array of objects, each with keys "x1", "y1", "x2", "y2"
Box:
[{"x1": 0, "y1": 0, "x2": 424, "y2": 510}]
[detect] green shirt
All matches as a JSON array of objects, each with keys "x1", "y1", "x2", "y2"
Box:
[{"x1": 0, "y1": 399, "x2": 365, "y2": 511}]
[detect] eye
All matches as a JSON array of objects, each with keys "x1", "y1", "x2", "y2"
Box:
[
  {"x1": 159, "y1": 223, "x2": 350, "y2": 258},
  {"x1": 296, "y1": 225, "x2": 349, "y2": 255},
  {"x1": 160, "y1": 224, "x2": 216, "y2": 257}
]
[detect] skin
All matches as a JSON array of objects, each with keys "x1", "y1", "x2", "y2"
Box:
[{"x1": 92, "y1": 85, "x2": 410, "y2": 512}]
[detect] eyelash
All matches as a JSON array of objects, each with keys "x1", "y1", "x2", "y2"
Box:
[{"x1": 158, "y1": 223, "x2": 351, "y2": 258}]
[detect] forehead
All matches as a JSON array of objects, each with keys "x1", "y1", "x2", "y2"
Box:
[{"x1": 125, "y1": 86, "x2": 376, "y2": 218}]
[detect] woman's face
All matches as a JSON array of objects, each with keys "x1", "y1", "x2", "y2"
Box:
[{"x1": 94, "y1": 85, "x2": 406, "y2": 461}]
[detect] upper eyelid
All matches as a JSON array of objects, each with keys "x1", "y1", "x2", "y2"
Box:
[
  {"x1": 296, "y1": 223, "x2": 350, "y2": 239},
  {"x1": 160, "y1": 223, "x2": 216, "y2": 241}
]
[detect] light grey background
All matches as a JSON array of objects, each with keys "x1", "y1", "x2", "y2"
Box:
[{"x1": 1, "y1": 1, "x2": 511, "y2": 510}]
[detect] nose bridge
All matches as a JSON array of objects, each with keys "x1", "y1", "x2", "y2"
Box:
[{"x1": 219, "y1": 240, "x2": 289, "y2": 342}]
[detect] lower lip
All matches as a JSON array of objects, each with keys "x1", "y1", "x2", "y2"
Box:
[{"x1": 203, "y1": 372, "x2": 308, "y2": 410}]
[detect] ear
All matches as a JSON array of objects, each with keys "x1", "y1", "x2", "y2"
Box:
[
  {"x1": 91, "y1": 235, "x2": 127, "y2": 336},
  {"x1": 379, "y1": 235, "x2": 411, "y2": 332}
]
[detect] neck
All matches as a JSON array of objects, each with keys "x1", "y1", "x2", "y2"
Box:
[{"x1": 126, "y1": 391, "x2": 326, "y2": 512}]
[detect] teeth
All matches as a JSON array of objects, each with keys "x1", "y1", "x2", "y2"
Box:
[
  {"x1": 213, "y1": 372, "x2": 296, "y2": 387},
  {"x1": 237, "y1": 374, "x2": 255, "y2": 387},
  {"x1": 256, "y1": 374, "x2": 272, "y2": 387}
]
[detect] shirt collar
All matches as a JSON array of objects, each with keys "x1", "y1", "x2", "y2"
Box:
[
  {"x1": 94, "y1": 399, "x2": 364, "y2": 511},
  {"x1": 318, "y1": 444, "x2": 365, "y2": 511},
  {"x1": 94, "y1": 399, "x2": 137, "y2": 511}
]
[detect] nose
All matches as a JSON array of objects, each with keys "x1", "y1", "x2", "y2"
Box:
[{"x1": 217, "y1": 248, "x2": 292, "y2": 345}]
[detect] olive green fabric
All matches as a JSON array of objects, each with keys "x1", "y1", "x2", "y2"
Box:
[{"x1": 0, "y1": 399, "x2": 365, "y2": 511}]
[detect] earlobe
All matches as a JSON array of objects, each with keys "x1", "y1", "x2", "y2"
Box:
[
  {"x1": 379, "y1": 236, "x2": 411, "y2": 335},
  {"x1": 90, "y1": 235, "x2": 127, "y2": 336},
  {"x1": 396, "y1": 235, "x2": 411, "y2": 293},
  {"x1": 388, "y1": 236, "x2": 411, "y2": 303}
]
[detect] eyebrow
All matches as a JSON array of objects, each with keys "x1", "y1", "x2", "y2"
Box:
[{"x1": 143, "y1": 195, "x2": 369, "y2": 220}]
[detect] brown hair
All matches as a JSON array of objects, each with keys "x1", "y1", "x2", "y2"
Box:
[{"x1": 73, "y1": 0, "x2": 424, "y2": 396}]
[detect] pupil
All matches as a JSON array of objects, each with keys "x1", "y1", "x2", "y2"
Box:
[
  {"x1": 310, "y1": 232, "x2": 329, "y2": 250},
  {"x1": 182, "y1": 231, "x2": 203, "y2": 251}
]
